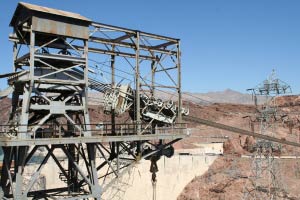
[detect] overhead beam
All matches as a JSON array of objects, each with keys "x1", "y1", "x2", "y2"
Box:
[
  {"x1": 89, "y1": 36, "x2": 177, "y2": 55},
  {"x1": 91, "y1": 22, "x2": 178, "y2": 42},
  {"x1": 9, "y1": 35, "x2": 158, "y2": 61},
  {"x1": 87, "y1": 47, "x2": 157, "y2": 61},
  {"x1": 0, "y1": 133, "x2": 187, "y2": 146},
  {"x1": 113, "y1": 33, "x2": 134, "y2": 42},
  {"x1": 153, "y1": 41, "x2": 176, "y2": 49},
  {"x1": 91, "y1": 22, "x2": 136, "y2": 34}
]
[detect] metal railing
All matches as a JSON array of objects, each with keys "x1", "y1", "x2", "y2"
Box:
[{"x1": 0, "y1": 122, "x2": 188, "y2": 139}]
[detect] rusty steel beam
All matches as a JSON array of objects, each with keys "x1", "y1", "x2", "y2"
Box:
[
  {"x1": 91, "y1": 22, "x2": 178, "y2": 42},
  {"x1": 89, "y1": 36, "x2": 177, "y2": 55},
  {"x1": 113, "y1": 33, "x2": 134, "y2": 42},
  {"x1": 87, "y1": 46, "x2": 157, "y2": 60},
  {"x1": 10, "y1": 36, "x2": 157, "y2": 61},
  {"x1": 153, "y1": 41, "x2": 176, "y2": 49}
]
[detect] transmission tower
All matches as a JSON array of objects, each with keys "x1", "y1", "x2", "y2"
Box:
[{"x1": 243, "y1": 70, "x2": 291, "y2": 200}]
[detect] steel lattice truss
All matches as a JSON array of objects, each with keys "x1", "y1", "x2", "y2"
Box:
[
  {"x1": 0, "y1": 2, "x2": 188, "y2": 199},
  {"x1": 243, "y1": 71, "x2": 291, "y2": 200}
]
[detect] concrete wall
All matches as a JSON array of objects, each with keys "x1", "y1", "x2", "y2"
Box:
[{"x1": 104, "y1": 143, "x2": 223, "y2": 200}]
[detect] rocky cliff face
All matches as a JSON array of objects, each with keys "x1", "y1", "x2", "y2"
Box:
[
  {"x1": 178, "y1": 95, "x2": 300, "y2": 200},
  {"x1": 177, "y1": 156, "x2": 300, "y2": 200}
]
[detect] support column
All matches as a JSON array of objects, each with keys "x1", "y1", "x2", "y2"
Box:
[
  {"x1": 151, "y1": 57, "x2": 156, "y2": 136},
  {"x1": 15, "y1": 146, "x2": 28, "y2": 199},
  {"x1": 10, "y1": 38, "x2": 18, "y2": 124},
  {"x1": 151, "y1": 60, "x2": 156, "y2": 97},
  {"x1": 111, "y1": 46, "x2": 116, "y2": 130},
  {"x1": 19, "y1": 29, "x2": 35, "y2": 139},
  {"x1": 110, "y1": 46, "x2": 119, "y2": 170},
  {"x1": 135, "y1": 31, "x2": 141, "y2": 134},
  {"x1": 19, "y1": 86, "x2": 30, "y2": 139},
  {"x1": 1, "y1": 147, "x2": 13, "y2": 196},
  {"x1": 87, "y1": 144, "x2": 101, "y2": 199},
  {"x1": 68, "y1": 144, "x2": 79, "y2": 193},
  {"x1": 135, "y1": 32, "x2": 142, "y2": 157},
  {"x1": 176, "y1": 40, "x2": 182, "y2": 123},
  {"x1": 13, "y1": 41, "x2": 17, "y2": 72},
  {"x1": 83, "y1": 39, "x2": 91, "y2": 137}
]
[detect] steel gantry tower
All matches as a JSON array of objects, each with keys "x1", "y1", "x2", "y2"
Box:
[
  {"x1": 0, "y1": 2, "x2": 188, "y2": 199},
  {"x1": 243, "y1": 70, "x2": 292, "y2": 200}
]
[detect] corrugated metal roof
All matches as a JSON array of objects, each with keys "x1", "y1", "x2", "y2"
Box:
[{"x1": 18, "y1": 2, "x2": 91, "y2": 22}]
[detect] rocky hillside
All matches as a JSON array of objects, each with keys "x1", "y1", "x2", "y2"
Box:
[
  {"x1": 178, "y1": 155, "x2": 300, "y2": 200},
  {"x1": 178, "y1": 95, "x2": 300, "y2": 200}
]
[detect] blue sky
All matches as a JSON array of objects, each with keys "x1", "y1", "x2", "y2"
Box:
[{"x1": 1, "y1": 0, "x2": 300, "y2": 93}]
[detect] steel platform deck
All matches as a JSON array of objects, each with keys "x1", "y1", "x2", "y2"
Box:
[{"x1": 0, "y1": 133, "x2": 188, "y2": 146}]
